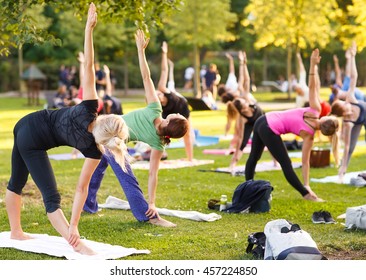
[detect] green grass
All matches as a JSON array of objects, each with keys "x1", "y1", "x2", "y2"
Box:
[{"x1": 0, "y1": 91, "x2": 366, "y2": 260}]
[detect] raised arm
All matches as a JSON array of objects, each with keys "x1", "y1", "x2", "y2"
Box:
[
  {"x1": 226, "y1": 52, "x2": 235, "y2": 75},
  {"x1": 238, "y1": 51, "x2": 250, "y2": 101},
  {"x1": 78, "y1": 52, "x2": 85, "y2": 89},
  {"x1": 344, "y1": 48, "x2": 351, "y2": 77},
  {"x1": 296, "y1": 52, "x2": 306, "y2": 74},
  {"x1": 308, "y1": 49, "x2": 321, "y2": 113},
  {"x1": 346, "y1": 41, "x2": 358, "y2": 104},
  {"x1": 333, "y1": 54, "x2": 343, "y2": 87},
  {"x1": 103, "y1": 64, "x2": 112, "y2": 96},
  {"x1": 157, "y1": 41, "x2": 169, "y2": 93},
  {"x1": 135, "y1": 29, "x2": 159, "y2": 104},
  {"x1": 82, "y1": 3, "x2": 98, "y2": 101}
]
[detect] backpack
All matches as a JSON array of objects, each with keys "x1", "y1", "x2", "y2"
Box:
[
  {"x1": 263, "y1": 219, "x2": 326, "y2": 260},
  {"x1": 345, "y1": 205, "x2": 366, "y2": 230},
  {"x1": 246, "y1": 232, "x2": 266, "y2": 259},
  {"x1": 225, "y1": 180, "x2": 273, "y2": 213}
]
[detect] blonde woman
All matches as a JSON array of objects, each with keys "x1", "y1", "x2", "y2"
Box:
[{"x1": 5, "y1": 3, "x2": 129, "y2": 255}]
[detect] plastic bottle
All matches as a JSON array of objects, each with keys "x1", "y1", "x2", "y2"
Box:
[{"x1": 219, "y1": 195, "x2": 227, "y2": 211}]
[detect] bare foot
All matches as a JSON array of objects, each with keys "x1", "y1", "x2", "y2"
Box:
[
  {"x1": 303, "y1": 193, "x2": 325, "y2": 202},
  {"x1": 74, "y1": 240, "x2": 96, "y2": 255},
  {"x1": 10, "y1": 231, "x2": 33, "y2": 240},
  {"x1": 149, "y1": 218, "x2": 177, "y2": 228}
]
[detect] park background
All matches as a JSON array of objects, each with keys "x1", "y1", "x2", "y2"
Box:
[{"x1": 1, "y1": 0, "x2": 366, "y2": 260}]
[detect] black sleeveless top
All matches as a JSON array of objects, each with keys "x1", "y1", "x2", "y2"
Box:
[
  {"x1": 240, "y1": 104, "x2": 264, "y2": 125},
  {"x1": 161, "y1": 92, "x2": 190, "y2": 119},
  {"x1": 24, "y1": 100, "x2": 101, "y2": 159}
]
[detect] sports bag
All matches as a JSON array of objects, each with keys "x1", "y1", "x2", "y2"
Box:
[
  {"x1": 345, "y1": 205, "x2": 366, "y2": 230},
  {"x1": 225, "y1": 179, "x2": 273, "y2": 213},
  {"x1": 264, "y1": 219, "x2": 326, "y2": 260},
  {"x1": 246, "y1": 232, "x2": 266, "y2": 259}
]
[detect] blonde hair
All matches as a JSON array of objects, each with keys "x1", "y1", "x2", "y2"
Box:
[{"x1": 92, "y1": 114, "x2": 130, "y2": 171}]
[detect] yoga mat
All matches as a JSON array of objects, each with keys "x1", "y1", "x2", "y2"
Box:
[
  {"x1": 99, "y1": 196, "x2": 222, "y2": 222},
  {"x1": 310, "y1": 171, "x2": 366, "y2": 185},
  {"x1": 0, "y1": 231, "x2": 150, "y2": 260},
  {"x1": 203, "y1": 146, "x2": 268, "y2": 155},
  {"x1": 200, "y1": 161, "x2": 301, "y2": 175},
  {"x1": 167, "y1": 136, "x2": 220, "y2": 149},
  {"x1": 131, "y1": 159, "x2": 214, "y2": 170},
  {"x1": 48, "y1": 153, "x2": 85, "y2": 160}
]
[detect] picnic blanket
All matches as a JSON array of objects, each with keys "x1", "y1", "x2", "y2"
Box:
[
  {"x1": 211, "y1": 161, "x2": 302, "y2": 175},
  {"x1": 99, "y1": 196, "x2": 222, "y2": 222},
  {"x1": 310, "y1": 171, "x2": 366, "y2": 185},
  {"x1": 131, "y1": 159, "x2": 214, "y2": 170},
  {"x1": 0, "y1": 231, "x2": 150, "y2": 260}
]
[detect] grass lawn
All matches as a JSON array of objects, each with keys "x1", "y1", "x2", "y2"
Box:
[{"x1": 0, "y1": 90, "x2": 366, "y2": 260}]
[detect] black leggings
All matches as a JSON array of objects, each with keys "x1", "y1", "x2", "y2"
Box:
[
  {"x1": 7, "y1": 117, "x2": 61, "y2": 213},
  {"x1": 245, "y1": 115, "x2": 309, "y2": 196}
]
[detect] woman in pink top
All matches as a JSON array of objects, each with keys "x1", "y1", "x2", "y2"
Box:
[{"x1": 245, "y1": 49, "x2": 339, "y2": 202}]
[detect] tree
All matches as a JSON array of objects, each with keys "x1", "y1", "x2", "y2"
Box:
[
  {"x1": 243, "y1": 0, "x2": 339, "y2": 99},
  {"x1": 339, "y1": 0, "x2": 366, "y2": 50},
  {"x1": 163, "y1": 0, "x2": 237, "y2": 97}
]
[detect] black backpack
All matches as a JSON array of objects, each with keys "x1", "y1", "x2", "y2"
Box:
[
  {"x1": 246, "y1": 232, "x2": 266, "y2": 259},
  {"x1": 225, "y1": 180, "x2": 273, "y2": 213}
]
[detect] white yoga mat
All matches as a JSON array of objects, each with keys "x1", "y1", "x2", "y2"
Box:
[
  {"x1": 131, "y1": 159, "x2": 214, "y2": 170},
  {"x1": 310, "y1": 171, "x2": 366, "y2": 185},
  {"x1": 99, "y1": 196, "x2": 222, "y2": 222},
  {"x1": 0, "y1": 231, "x2": 150, "y2": 260},
  {"x1": 48, "y1": 153, "x2": 85, "y2": 160},
  {"x1": 216, "y1": 161, "x2": 302, "y2": 174}
]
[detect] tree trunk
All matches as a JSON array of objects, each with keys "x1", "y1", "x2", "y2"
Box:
[
  {"x1": 262, "y1": 49, "x2": 268, "y2": 82},
  {"x1": 123, "y1": 51, "x2": 129, "y2": 96},
  {"x1": 193, "y1": 44, "x2": 201, "y2": 98},
  {"x1": 18, "y1": 45, "x2": 24, "y2": 97},
  {"x1": 286, "y1": 45, "x2": 293, "y2": 100}
]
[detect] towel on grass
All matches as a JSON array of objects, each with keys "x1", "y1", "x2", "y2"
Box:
[
  {"x1": 99, "y1": 196, "x2": 222, "y2": 222},
  {"x1": 0, "y1": 231, "x2": 149, "y2": 260},
  {"x1": 215, "y1": 161, "x2": 302, "y2": 175},
  {"x1": 310, "y1": 171, "x2": 366, "y2": 185},
  {"x1": 48, "y1": 153, "x2": 84, "y2": 160},
  {"x1": 131, "y1": 159, "x2": 214, "y2": 170}
]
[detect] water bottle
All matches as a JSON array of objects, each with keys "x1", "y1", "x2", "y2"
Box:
[{"x1": 219, "y1": 195, "x2": 227, "y2": 211}]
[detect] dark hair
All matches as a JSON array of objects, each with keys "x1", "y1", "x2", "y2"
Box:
[
  {"x1": 160, "y1": 117, "x2": 189, "y2": 145},
  {"x1": 221, "y1": 93, "x2": 234, "y2": 104},
  {"x1": 331, "y1": 100, "x2": 345, "y2": 117},
  {"x1": 217, "y1": 84, "x2": 226, "y2": 97}
]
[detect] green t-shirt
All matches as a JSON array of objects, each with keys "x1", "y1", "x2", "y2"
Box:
[{"x1": 122, "y1": 102, "x2": 164, "y2": 151}]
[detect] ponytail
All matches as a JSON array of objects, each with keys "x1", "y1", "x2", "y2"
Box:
[{"x1": 93, "y1": 114, "x2": 130, "y2": 171}]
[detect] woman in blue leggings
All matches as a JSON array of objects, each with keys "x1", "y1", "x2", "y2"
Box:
[{"x1": 83, "y1": 30, "x2": 188, "y2": 227}]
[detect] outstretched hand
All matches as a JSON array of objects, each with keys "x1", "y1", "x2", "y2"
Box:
[
  {"x1": 103, "y1": 64, "x2": 110, "y2": 75},
  {"x1": 135, "y1": 29, "x2": 150, "y2": 51},
  {"x1": 238, "y1": 50, "x2": 247, "y2": 63},
  {"x1": 86, "y1": 2, "x2": 97, "y2": 30},
  {"x1": 161, "y1": 41, "x2": 168, "y2": 54},
  {"x1": 225, "y1": 52, "x2": 233, "y2": 60},
  {"x1": 310, "y1": 48, "x2": 321, "y2": 65},
  {"x1": 350, "y1": 41, "x2": 357, "y2": 57}
]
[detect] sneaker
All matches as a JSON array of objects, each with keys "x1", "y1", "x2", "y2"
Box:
[
  {"x1": 312, "y1": 211, "x2": 325, "y2": 224},
  {"x1": 322, "y1": 211, "x2": 336, "y2": 224},
  {"x1": 350, "y1": 177, "x2": 366, "y2": 187}
]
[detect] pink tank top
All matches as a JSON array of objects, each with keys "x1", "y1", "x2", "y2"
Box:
[{"x1": 266, "y1": 107, "x2": 319, "y2": 136}]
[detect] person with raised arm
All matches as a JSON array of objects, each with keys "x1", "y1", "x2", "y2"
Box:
[
  {"x1": 84, "y1": 30, "x2": 188, "y2": 227},
  {"x1": 157, "y1": 41, "x2": 194, "y2": 161},
  {"x1": 5, "y1": 3, "x2": 130, "y2": 254},
  {"x1": 331, "y1": 42, "x2": 366, "y2": 182},
  {"x1": 244, "y1": 49, "x2": 339, "y2": 202}
]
